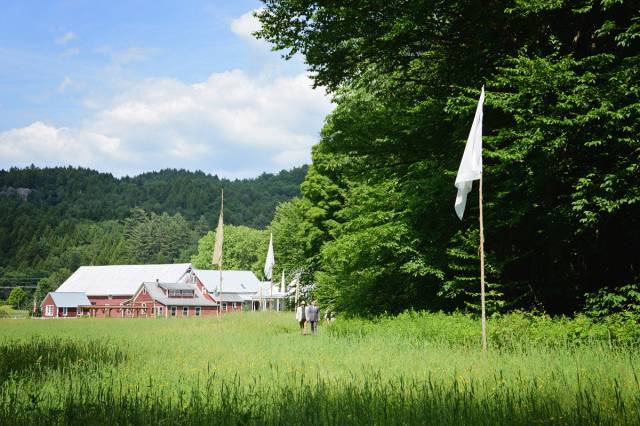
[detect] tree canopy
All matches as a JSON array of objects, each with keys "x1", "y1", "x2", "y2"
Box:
[{"x1": 257, "y1": 0, "x2": 640, "y2": 315}]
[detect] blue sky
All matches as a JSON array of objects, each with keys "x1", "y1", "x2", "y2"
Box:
[{"x1": 0, "y1": 1, "x2": 332, "y2": 177}]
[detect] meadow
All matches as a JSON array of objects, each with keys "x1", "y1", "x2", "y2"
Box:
[{"x1": 0, "y1": 311, "x2": 638, "y2": 425}]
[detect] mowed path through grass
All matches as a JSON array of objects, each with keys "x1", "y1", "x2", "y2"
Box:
[{"x1": 1, "y1": 312, "x2": 638, "y2": 425}]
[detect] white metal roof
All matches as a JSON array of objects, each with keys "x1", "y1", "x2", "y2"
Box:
[
  {"x1": 56, "y1": 264, "x2": 192, "y2": 296},
  {"x1": 251, "y1": 281, "x2": 286, "y2": 299},
  {"x1": 192, "y1": 269, "x2": 260, "y2": 294},
  {"x1": 43, "y1": 292, "x2": 91, "y2": 308}
]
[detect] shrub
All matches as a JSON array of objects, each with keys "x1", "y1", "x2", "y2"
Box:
[{"x1": 584, "y1": 284, "x2": 640, "y2": 318}]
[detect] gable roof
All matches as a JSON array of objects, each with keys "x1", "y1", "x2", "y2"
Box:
[
  {"x1": 192, "y1": 269, "x2": 260, "y2": 294},
  {"x1": 139, "y1": 282, "x2": 217, "y2": 307},
  {"x1": 43, "y1": 292, "x2": 91, "y2": 308},
  {"x1": 158, "y1": 282, "x2": 193, "y2": 291},
  {"x1": 56, "y1": 264, "x2": 192, "y2": 296}
]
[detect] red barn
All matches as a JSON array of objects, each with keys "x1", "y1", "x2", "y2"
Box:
[
  {"x1": 55, "y1": 264, "x2": 192, "y2": 317},
  {"x1": 40, "y1": 292, "x2": 91, "y2": 318},
  {"x1": 128, "y1": 280, "x2": 218, "y2": 317}
]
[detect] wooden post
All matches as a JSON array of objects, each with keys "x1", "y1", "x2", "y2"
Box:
[
  {"x1": 479, "y1": 174, "x2": 487, "y2": 352},
  {"x1": 219, "y1": 255, "x2": 223, "y2": 319}
]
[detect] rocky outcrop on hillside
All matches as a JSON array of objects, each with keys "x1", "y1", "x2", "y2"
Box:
[{"x1": 0, "y1": 186, "x2": 33, "y2": 201}]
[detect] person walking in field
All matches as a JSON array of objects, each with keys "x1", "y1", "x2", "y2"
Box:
[
  {"x1": 305, "y1": 300, "x2": 320, "y2": 334},
  {"x1": 295, "y1": 301, "x2": 307, "y2": 335}
]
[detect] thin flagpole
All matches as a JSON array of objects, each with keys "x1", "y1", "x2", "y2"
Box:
[
  {"x1": 219, "y1": 255, "x2": 223, "y2": 319},
  {"x1": 479, "y1": 174, "x2": 487, "y2": 351},
  {"x1": 269, "y1": 277, "x2": 273, "y2": 323},
  {"x1": 220, "y1": 190, "x2": 224, "y2": 319}
]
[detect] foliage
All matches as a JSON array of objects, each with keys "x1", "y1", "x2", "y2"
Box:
[
  {"x1": 191, "y1": 225, "x2": 269, "y2": 277},
  {"x1": 327, "y1": 310, "x2": 640, "y2": 349},
  {"x1": 257, "y1": 0, "x2": 640, "y2": 315},
  {"x1": 441, "y1": 229, "x2": 505, "y2": 314},
  {"x1": 584, "y1": 284, "x2": 640, "y2": 318},
  {"x1": 6, "y1": 287, "x2": 29, "y2": 310},
  {"x1": 0, "y1": 166, "x2": 305, "y2": 284},
  {"x1": 123, "y1": 208, "x2": 201, "y2": 264}
]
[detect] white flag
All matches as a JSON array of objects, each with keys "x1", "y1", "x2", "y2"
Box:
[
  {"x1": 454, "y1": 86, "x2": 484, "y2": 220},
  {"x1": 211, "y1": 192, "x2": 224, "y2": 266},
  {"x1": 263, "y1": 233, "x2": 275, "y2": 280}
]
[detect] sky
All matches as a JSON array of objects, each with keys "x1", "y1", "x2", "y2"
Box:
[{"x1": 0, "y1": 1, "x2": 333, "y2": 178}]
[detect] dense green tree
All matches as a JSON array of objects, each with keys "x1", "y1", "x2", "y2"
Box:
[
  {"x1": 191, "y1": 225, "x2": 270, "y2": 277},
  {"x1": 0, "y1": 166, "x2": 305, "y2": 281},
  {"x1": 269, "y1": 197, "x2": 324, "y2": 281},
  {"x1": 257, "y1": 0, "x2": 640, "y2": 315},
  {"x1": 7, "y1": 287, "x2": 29, "y2": 310}
]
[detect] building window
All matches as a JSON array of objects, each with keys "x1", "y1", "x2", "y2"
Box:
[
  {"x1": 222, "y1": 302, "x2": 227, "y2": 312},
  {"x1": 62, "y1": 307, "x2": 68, "y2": 317},
  {"x1": 156, "y1": 306, "x2": 163, "y2": 317},
  {"x1": 195, "y1": 307, "x2": 201, "y2": 317},
  {"x1": 45, "y1": 305, "x2": 54, "y2": 317},
  {"x1": 142, "y1": 303, "x2": 147, "y2": 308},
  {"x1": 171, "y1": 306, "x2": 177, "y2": 317},
  {"x1": 142, "y1": 288, "x2": 147, "y2": 295},
  {"x1": 182, "y1": 306, "x2": 188, "y2": 317}
]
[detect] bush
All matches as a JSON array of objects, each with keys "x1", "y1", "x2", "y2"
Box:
[
  {"x1": 6, "y1": 288, "x2": 29, "y2": 310},
  {"x1": 584, "y1": 284, "x2": 640, "y2": 318},
  {"x1": 327, "y1": 310, "x2": 640, "y2": 349}
]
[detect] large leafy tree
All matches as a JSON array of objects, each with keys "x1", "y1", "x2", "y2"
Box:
[
  {"x1": 191, "y1": 225, "x2": 270, "y2": 277},
  {"x1": 7, "y1": 287, "x2": 29, "y2": 310},
  {"x1": 258, "y1": 0, "x2": 640, "y2": 315}
]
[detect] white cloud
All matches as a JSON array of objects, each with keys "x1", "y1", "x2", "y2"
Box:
[
  {"x1": 0, "y1": 70, "x2": 333, "y2": 176},
  {"x1": 57, "y1": 76, "x2": 72, "y2": 93},
  {"x1": 55, "y1": 31, "x2": 77, "y2": 45},
  {"x1": 61, "y1": 47, "x2": 80, "y2": 58},
  {"x1": 231, "y1": 10, "x2": 261, "y2": 41},
  {"x1": 0, "y1": 122, "x2": 128, "y2": 171},
  {"x1": 0, "y1": 10, "x2": 333, "y2": 177},
  {"x1": 112, "y1": 47, "x2": 158, "y2": 65},
  {"x1": 230, "y1": 9, "x2": 271, "y2": 51}
]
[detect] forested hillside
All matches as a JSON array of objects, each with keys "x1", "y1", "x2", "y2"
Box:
[
  {"x1": 254, "y1": 0, "x2": 640, "y2": 316},
  {"x1": 0, "y1": 165, "x2": 306, "y2": 299}
]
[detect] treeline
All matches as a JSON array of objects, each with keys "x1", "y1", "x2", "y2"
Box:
[
  {"x1": 251, "y1": 0, "x2": 640, "y2": 316},
  {"x1": 0, "y1": 166, "x2": 306, "y2": 299},
  {"x1": 0, "y1": 166, "x2": 306, "y2": 226}
]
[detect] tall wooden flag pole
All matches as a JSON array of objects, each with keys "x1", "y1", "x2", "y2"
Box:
[
  {"x1": 479, "y1": 175, "x2": 487, "y2": 351},
  {"x1": 454, "y1": 86, "x2": 486, "y2": 351},
  {"x1": 212, "y1": 190, "x2": 224, "y2": 319}
]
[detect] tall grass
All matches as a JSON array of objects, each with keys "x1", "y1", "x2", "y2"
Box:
[{"x1": 0, "y1": 312, "x2": 638, "y2": 425}]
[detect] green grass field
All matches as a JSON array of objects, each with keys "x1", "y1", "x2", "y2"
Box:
[{"x1": 0, "y1": 312, "x2": 638, "y2": 425}]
